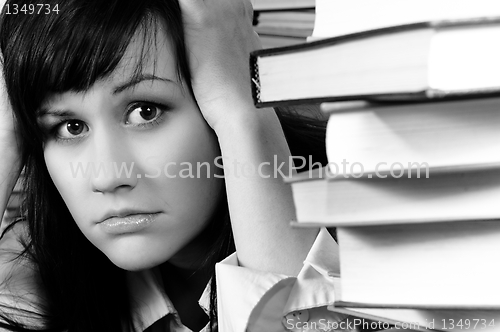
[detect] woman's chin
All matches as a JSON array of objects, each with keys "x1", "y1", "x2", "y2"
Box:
[
  {"x1": 102, "y1": 244, "x2": 173, "y2": 271},
  {"x1": 108, "y1": 254, "x2": 166, "y2": 271}
]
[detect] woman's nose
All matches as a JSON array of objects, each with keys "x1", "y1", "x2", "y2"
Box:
[{"x1": 88, "y1": 134, "x2": 139, "y2": 194}]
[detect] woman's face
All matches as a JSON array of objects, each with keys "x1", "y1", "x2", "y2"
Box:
[{"x1": 39, "y1": 28, "x2": 223, "y2": 271}]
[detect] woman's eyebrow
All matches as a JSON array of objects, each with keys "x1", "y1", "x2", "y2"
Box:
[
  {"x1": 37, "y1": 109, "x2": 74, "y2": 118},
  {"x1": 113, "y1": 74, "x2": 175, "y2": 94}
]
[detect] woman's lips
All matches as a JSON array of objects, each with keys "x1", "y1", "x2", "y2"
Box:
[{"x1": 99, "y1": 213, "x2": 159, "y2": 234}]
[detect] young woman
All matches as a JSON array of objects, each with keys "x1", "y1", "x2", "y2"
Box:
[{"x1": 0, "y1": 0, "x2": 344, "y2": 331}]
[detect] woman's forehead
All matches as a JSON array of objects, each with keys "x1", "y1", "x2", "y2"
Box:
[
  {"x1": 38, "y1": 32, "x2": 180, "y2": 111},
  {"x1": 111, "y1": 25, "x2": 178, "y2": 84}
]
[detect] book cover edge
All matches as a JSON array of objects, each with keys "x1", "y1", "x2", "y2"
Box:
[{"x1": 333, "y1": 301, "x2": 500, "y2": 310}]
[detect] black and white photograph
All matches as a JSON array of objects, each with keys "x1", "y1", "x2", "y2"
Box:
[{"x1": 0, "y1": 0, "x2": 499, "y2": 331}]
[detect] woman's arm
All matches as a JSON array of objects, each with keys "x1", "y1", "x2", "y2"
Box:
[
  {"x1": 179, "y1": 0, "x2": 318, "y2": 276},
  {"x1": 0, "y1": 60, "x2": 21, "y2": 226},
  {"x1": 215, "y1": 110, "x2": 319, "y2": 276}
]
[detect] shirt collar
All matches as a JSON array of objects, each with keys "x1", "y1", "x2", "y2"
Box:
[
  {"x1": 126, "y1": 267, "x2": 212, "y2": 331},
  {"x1": 283, "y1": 228, "x2": 340, "y2": 313}
]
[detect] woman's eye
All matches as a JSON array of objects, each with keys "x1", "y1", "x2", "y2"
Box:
[
  {"x1": 126, "y1": 103, "x2": 164, "y2": 126},
  {"x1": 56, "y1": 120, "x2": 89, "y2": 139}
]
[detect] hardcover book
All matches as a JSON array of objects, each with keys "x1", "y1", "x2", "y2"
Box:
[{"x1": 251, "y1": 19, "x2": 500, "y2": 107}]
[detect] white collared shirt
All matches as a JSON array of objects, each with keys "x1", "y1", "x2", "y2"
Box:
[{"x1": 127, "y1": 228, "x2": 344, "y2": 332}]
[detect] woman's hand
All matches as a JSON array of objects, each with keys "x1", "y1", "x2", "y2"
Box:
[{"x1": 179, "y1": 0, "x2": 261, "y2": 131}]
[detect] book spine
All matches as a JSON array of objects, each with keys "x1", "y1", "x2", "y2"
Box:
[
  {"x1": 252, "y1": 91, "x2": 432, "y2": 108},
  {"x1": 250, "y1": 53, "x2": 263, "y2": 106}
]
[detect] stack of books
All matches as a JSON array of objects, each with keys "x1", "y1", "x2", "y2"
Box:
[
  {"x1": 250, "y1": 0, "x2": 500, "y2": 330},
  {"x1": 252, "y1": 0, "x2": 315, "y2": 49}
]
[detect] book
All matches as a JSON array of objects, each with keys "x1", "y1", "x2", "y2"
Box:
[
  {"x1": 286, "y1": 166, "x2": 500, "y2": 226},
  {"x1": 254, "y1": 10, "x2": 315, "y2": 48},
  {"x1": 322, "y1": 97, "x2": 500, "y2": 176},
  {"x1": 250, "y1": 18, "x2": 500, "y2": 107},
  {"x1": 334, "y1": 220, "x2": 500, "y2": 308},
  {"x1": 322, "y1": 270, "x2": 500, "y2": 331},
  {"x1": 330, "y1": 305, "x2": 500, "y2": 332},
  {"x1": 255, "y1": 24, "x2": 313, "y2": 39},
  {"x1": 255, "y1": 25, "x2": 310, "y2": 39},
  {"x1": 251, "y1": 0, "x2": 314, "y2": 12},
  {"x1": 311, "y1": 0, "x2": 500, "y2": 40},
  {"x1": 255, "y1": 10, "x2": 315, "y2": 30},
  {"x1": 258, "y1": 34, "x2": 308, "y2": 49}
]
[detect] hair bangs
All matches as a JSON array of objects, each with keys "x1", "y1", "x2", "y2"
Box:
[
  {"x1": 1, "y1": 0, "x2": 158, "y2": 114},
  {"x1": 42, "y1": 7, "x2": 142, "y2": 93}
]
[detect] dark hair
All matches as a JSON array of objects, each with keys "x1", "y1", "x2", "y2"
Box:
[{"x1": 0, "y1": 0, "x2": 327, "y2": 331}]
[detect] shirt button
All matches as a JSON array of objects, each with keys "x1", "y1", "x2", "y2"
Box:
[{"x1": 282, "y1": 309, "x2": 310, "y2": 331}]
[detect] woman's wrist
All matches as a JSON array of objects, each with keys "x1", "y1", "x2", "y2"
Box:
[
  {"x1": 215, "y1": 106, "x2": 293, "y2": 186},
  {"x1": 211, "y1": 103, "x2": 278, "y2": 137}
]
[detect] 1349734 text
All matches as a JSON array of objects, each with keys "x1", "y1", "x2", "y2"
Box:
[{"x1": 2, "y1": 3, "x2": 59, "y2": 15}]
